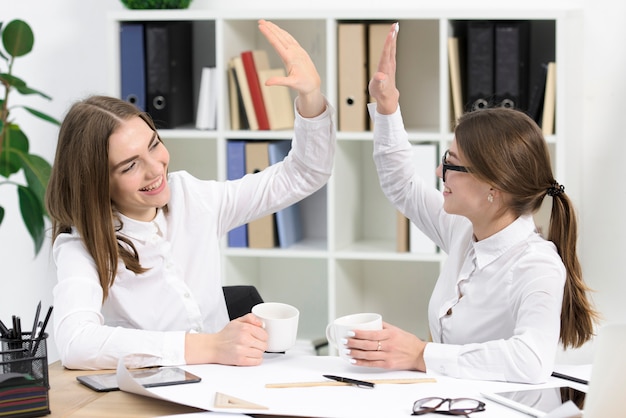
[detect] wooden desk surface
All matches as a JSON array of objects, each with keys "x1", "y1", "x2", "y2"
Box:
[{"x1": 47, "y1": 361, "x2": 204, "y2": 417}]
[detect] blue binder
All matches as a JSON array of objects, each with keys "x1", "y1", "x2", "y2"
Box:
[
  {"x1": 120, "y1": 23, "x2": 146, "y2": 111},
  {"x1": 268, "y1": 141, "x2": 303, "y2": 248},
  {"x1": 226, "y1": 141, "x2": 248, "y2": 248}
]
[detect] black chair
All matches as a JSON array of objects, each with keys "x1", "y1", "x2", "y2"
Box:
[
  {"x1": 222, "y1": 285, "x2": 264, "y2": 320},
  {"x1": 222, "y1": 285, "x2": 328, "y2": 354}
]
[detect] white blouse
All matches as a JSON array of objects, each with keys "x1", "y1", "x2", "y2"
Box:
[
  {"x1": 53, "y1": 103, "x2": 335, "y2": 370},
  {"x1": 368, "y1": 103, "x2": 565, "y2": 383}
]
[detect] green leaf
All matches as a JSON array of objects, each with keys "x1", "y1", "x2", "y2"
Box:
[
  {"x1": 21, "y1": 153, "x2": 51, "y2": 217},
  {"x1": 0, "y1": 206, "x2": 4, "y2": 226},
  {"x1": 2, "y1": 20, "x2": 34, "y2": 58},
  {"x1": 17, "y1": 185, "x2": 45, "y2": 254},
  {"x1": 0, "y1": 125, "x2": 29, "y2": 177},
  {"x1": 0, "y1": 125, "x2": 29, "y2": 175},
  {"x1": 22, "y1": 106, "x2": 60, "y2": 125},
  {"x1": 0, "y1": 73, "x2": 27, "y2": 88}
]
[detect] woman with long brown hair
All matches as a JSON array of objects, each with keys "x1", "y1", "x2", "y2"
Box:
[
  {"x1": 46, "y1": 20, "x2": 335, "y2": 370},
  {"x1": 344, "y1": 23, "x2": 597, "y2": 384}
]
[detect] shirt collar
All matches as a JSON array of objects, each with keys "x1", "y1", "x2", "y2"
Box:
[
  {"x1": 472, "y1": 214, "x2": 537, "y2": 269},
  {"x1": 115, "y1": 209, "x2": 167, "y2": 242}
]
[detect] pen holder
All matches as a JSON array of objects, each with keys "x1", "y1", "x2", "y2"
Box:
[{"x1": 0, "y1": 333, "x2": 50, "y2": 417}]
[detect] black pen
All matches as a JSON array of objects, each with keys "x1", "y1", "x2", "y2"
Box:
[
  {"x1": 551, "y1": 371, "x2": 588, "y2": 385},
  {"x1": 0, "y1": 319, "x2": 10, "y2": 338},
  {"x1": 29, "y1": 301, "x2": 42, "y2": 351},
  {"x1": 323, "y1": 374, "x2": 375, "y2": 388},
  {"x1": 31, "y1": 306, "x2": 53, "y2": 356}
]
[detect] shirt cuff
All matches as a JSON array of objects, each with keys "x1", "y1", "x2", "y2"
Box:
[
  {"x1": 423, "y1": 342, "x2": 461, "y2": 378},
  {"x1": 160, "y1": 330, "x2": 187, "y2": 366}
]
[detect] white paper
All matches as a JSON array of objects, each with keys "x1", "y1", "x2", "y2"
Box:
[{"x1": 115, "y1": 355, "x2": 586, "y2": 418}]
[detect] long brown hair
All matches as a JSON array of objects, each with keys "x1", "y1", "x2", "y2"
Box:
[
  {"x1": 46, "y1": 96, "x2": 156, "y2": 300},
  {"x1": 454, "y1": 107, "x2": 598, "y2": 348}
]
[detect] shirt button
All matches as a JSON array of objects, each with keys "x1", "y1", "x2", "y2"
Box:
[
  {"x1": 184, "y1": 292, "x2": 190, "y2": 298},
  {"x1": 446, "y1": 308, "x2": 452, "y2": 316}
]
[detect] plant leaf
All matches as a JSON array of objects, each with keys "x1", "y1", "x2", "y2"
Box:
[
  {"x1": 0, "y1": 73, "x2": 27, "y2": 88},
  {"x1": 17, "y1": 185, "x2": 45, "y2": 254},
  {"x1": 2, "y1": 20, "x2": 34, "y2": 58},
  {"x1": 0, "y1": 206, "x2": 4, "y2": 226},
  {"x1": 22, "y1": 106, "x2": 60, "y2": 125},
  {"x1": 0, "y1": 125, "x2": 29, "y2": 177},
  {"x1": 20, "y1": 153, "x2": 51, "y2": 217}
]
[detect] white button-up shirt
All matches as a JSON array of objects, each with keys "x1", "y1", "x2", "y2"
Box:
[
  {"x1": 53, "y1": 103, "x2": 335, "y2": 370},
  {"x1": 369, "y1": 103, "x2": 565, "y2": 383}
]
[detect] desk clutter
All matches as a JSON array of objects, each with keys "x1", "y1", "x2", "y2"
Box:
[{"x1": 0, "y1": 303, "x2": 53, "y2": 417}]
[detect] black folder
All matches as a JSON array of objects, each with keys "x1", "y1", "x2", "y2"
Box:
[
  {"x1": 494, "y1": 21, "x2": 529, "y2": 110},
  {"x1": 145, "y1": 21, "x2": 193, "y2": 129},
  {"x1": 465, "y1": 21, "x2": 494, "y2": 111}
]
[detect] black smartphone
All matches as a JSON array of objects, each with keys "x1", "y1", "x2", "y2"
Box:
[
  {"x1": 482, "y1": 386, "x2": 586, "y2": 417},
  {"x1": 76, "y1": 366, "x2": 201, "y2": 392}
]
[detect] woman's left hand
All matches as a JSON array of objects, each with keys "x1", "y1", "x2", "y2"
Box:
[{"x1": 345, "y1": 321, "x2": 427, "y2": 371}]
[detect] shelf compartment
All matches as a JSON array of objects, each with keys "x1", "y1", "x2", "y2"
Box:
[
  {"x1": 223, "y1": 256, "x2": 329, "y2": 340},
  {"x1": 333, "y1": 259, "x2": 439, "y2": 340}
]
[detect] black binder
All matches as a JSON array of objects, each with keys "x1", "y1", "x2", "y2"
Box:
[
  {"x1": 494, "y1": 21, "x2": 529, "y2": 110},
  {"x1": 145, "y1": 21, "x2": 193, "y2": 129},
  {"x1": 465, "y1": 21, "x2": 494, "y2": 111}
]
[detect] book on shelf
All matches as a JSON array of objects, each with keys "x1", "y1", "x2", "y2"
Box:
[
  {"x1": 337, "y1": 22, "x2": 367, "y2": 131},
  {"x1": 258, "y1": 68, "x2": 294, "y2": 130},
  {"x1": 526, "y1": 62, "x2": 548, "y2": 124},
  {"x1": 120, "y1": 22, "x2": 146, "y2": 111},
  {"x1": 396, "y1": 210, "x2": 409, "y2": 252},
  {"x1": 144, "y1": 21, "x2": 194, "y2": 129},
  {"x1": 195, "y1": 67, "x2": 217, "y2": 130},
  {"x1": 245, "y1": 142, "x2": 276, "y2": 248},
  {"x1": 226, "y1": 141, "x2": 248, "y2": 248},
  {"x1": 268, "y1": 140, "x2": 303, "y2": 248},
  {"x1": 227, "y1": 60, "x2": 249, "y2": 130},
  {"x1": 447, "y1": 36, "x2": 463, "y2": 122},
  {"x1": 541, "y1": 62, "x2": 556, "y2": 135},
  {"x1": 241, "y1": 50, "x2": 271, "y2": 131},
  {"x1": 230, "y1": 55, "x2": 259, "y2": 130}
]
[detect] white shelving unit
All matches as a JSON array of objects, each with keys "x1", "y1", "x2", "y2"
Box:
[{"x1": 106, "y1": 4, "x2": 582, "y2": 344}]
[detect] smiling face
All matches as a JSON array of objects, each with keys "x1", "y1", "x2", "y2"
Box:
[
  {"x1": 108, "y1": 116, "x2": 170, "y2": 221},
  {"x1": 436, "y1": 140, "x2": 493, "y2": 223}
]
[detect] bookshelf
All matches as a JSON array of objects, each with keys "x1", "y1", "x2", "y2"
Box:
[{"x1": 106, "y1": 3, "x2": 582, "y2": 346}]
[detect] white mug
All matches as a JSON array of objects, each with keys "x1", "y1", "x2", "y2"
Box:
[
  {"x1": 252, "y1": 302, "x2": 299, "y2": 353},
  {"x1": 325, "y1": 313, "x2": 382, "y2": 361}
]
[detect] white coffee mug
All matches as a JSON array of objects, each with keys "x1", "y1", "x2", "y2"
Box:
[
  {"x1": 325, "y1": 313, "x2": 383, "y2": 361},
  {"x1": 252, "y1": 302, "x2": 299, "y2": 353}
]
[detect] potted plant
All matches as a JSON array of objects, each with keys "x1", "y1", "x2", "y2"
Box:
[{"x1": 1, "y1": 19, "x2": 60, "y2": 255}]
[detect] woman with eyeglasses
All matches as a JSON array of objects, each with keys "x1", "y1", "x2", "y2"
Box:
[{"x1": 344, "y1": 22, "x2": 598, "y2": 384}]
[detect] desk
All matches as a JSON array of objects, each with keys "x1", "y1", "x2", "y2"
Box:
[
  {"x1": 48, "y1": 361, "x2": 204, "y2": 417},
  {"x1": 47, "y1": 357, "x2": 589, "y2": 418}
]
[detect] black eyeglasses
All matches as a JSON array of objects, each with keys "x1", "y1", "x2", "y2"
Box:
[
  {"x1": 441, "y1": 150, "x2": 469, "y2": 182},
  {"x1": 412, "y1": 397, "x2": 486, "y2": 416}
]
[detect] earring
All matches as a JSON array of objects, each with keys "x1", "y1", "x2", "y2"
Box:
[{"x1": 487, "y1": 194, "x2": 494, "y2": 203}]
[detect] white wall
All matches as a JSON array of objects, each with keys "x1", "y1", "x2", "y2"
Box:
[{"x1": 1, "y1": 0, "x2": 624, "y2": 365}]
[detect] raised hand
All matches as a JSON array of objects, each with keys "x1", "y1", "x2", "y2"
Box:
[
  {"x1": 257, "y1": 19, "x2": 325, "y2": 118},
  {"x1": 368, "y1": 22, "x2": 400, "y2": 115}
]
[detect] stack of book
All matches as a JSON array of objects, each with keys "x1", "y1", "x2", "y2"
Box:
[
  {"x1": 228, "y1": 49, "x2": 294, "y2": 131},
  {"x1": 227, "y1": 140, "x2": 303, "y2": 249},
  {"x1": 0, "y1": 373, "x2": 49, "y2": 417}
]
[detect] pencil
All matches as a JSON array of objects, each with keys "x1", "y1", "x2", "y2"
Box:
[{"x1": 265, "y1": 377, "x2": 437, "y2": 388}]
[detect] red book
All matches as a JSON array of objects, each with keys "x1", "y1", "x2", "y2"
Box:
[{"x1": 240, "y1": 50, "x2": 271, "y2": 130}]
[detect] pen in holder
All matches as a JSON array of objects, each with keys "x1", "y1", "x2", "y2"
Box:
[{"x1": 1, "y1": 332, "x2": 49, "y2": 388}]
